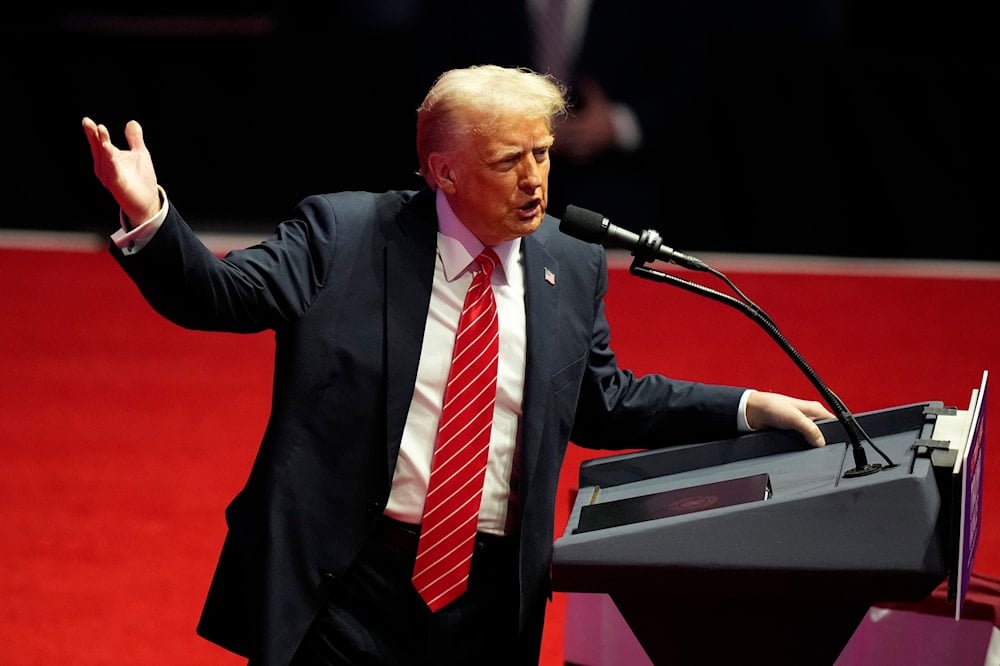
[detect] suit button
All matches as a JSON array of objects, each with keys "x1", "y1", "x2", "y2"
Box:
[
  {"x1": 319, "y1": 572, "x2": 337, "y2": 591},
  {"x1": 367, "y1": 500, "x2": 384, "y2": 515}
]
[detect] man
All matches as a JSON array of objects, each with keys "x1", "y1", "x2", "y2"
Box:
[
  {"x1": 412, "y1": 0, "x2": 712, "y2": 236},
  {"x1": 82, "y1": 64, "x2": 833, "y2": 665}
]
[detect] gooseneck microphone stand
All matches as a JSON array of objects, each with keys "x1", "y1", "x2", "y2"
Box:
[{"x1": 627, "y1": 229, "x2": 893, "y2": 478}]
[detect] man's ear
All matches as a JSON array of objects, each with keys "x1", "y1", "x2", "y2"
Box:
[{"x1": 427, "y1": 153, "x2": 457, "y2": 195}]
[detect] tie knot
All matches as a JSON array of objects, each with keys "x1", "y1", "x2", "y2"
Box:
[{"x1": 476, "y1": 248, "x2": 500, "y2": 280}]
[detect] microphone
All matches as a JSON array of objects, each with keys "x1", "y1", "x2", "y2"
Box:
[
  {"x1": 559, "y1": 204, "x2": 890, "y2": 478},
  {"x1": 559, "y1": 205, "x2": 709, "y2": 272}
]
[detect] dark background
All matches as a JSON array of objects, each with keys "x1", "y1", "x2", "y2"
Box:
[{"x1": 5, "y1": 2, "x2": 995, "y2": 259}]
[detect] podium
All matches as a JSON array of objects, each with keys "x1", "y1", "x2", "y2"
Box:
[{"x1": 552, "y1": 392, "x2": 988, "y2": 665}]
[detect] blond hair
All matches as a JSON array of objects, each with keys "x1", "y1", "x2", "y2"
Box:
[{"x1": 415, "y1": 65, "x2": 568, "y2": 188}]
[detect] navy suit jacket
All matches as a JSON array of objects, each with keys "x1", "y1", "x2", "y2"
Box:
[{"x1": 112, "y1": 187, "x2": 746, "y2": 665}]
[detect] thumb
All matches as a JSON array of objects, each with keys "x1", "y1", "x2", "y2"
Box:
[{"x1": 124, "y1": 120, "x2": 146, "y2": 152}]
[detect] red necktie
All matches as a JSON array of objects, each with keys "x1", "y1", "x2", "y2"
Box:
[{"x1": 412, "y1": 248, "x2": 501, "y2": 612}]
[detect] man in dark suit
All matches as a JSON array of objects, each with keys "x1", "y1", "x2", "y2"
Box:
[{"x1": 82, "y1": 65, "x2": 833, "y2": 665}]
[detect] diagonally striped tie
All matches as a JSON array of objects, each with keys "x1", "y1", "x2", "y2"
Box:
[{"x1": 412, "y1": 248, "x2": 501, "y2": 612}]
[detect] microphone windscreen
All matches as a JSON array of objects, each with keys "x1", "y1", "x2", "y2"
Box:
[{"x1": 559, "y1": 205, "x2": 608, "y2": 243}]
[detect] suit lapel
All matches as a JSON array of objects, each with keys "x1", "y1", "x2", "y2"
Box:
[
  {"x1": 519, "y1": 223, "x2": 561, "y2": 495},
  {"x1": 384, "y1": 191, "x2": 438, "y2": 478}
]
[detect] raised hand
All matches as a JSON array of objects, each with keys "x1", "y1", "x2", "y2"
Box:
[{"x1": 82, "y1": 118, "x2": 162, "y2": 224}]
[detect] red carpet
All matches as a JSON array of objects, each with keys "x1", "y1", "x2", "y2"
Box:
[{"x1": 2, "y1": 238, "x2": 998, "y2": 664}]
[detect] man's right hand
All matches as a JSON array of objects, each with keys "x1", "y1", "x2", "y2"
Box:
[{"x1": 82, "y1": 117, "x2": 162, "y2": 225}]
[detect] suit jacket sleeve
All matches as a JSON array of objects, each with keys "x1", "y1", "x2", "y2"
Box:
[
  {"x1": 109, "y1": 195, "x2": 347, "y2": 333},
  {"x1": 559, "y1": 237, "x2": 747, "y2": 450}
]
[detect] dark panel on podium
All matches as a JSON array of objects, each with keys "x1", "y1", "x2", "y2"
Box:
[{"x1": 552, "y1": 402, "x2": 957, "y2": 665}]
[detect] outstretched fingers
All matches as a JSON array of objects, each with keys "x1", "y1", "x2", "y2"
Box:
[{"x1": 124, "y1": 120, "x2": 146, "y2": 152}]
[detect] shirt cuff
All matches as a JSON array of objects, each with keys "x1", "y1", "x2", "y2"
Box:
[
  {"x1": 737, "y1": 389, "x2": 756, "y2": 432},
  {"x1": 111, "y1": 186, "x2": 168, "y2": 256}
]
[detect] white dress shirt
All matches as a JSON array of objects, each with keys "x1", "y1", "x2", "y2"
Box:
[{"x1": 384, "y1": 190, "x2": 527, "y2": 535}]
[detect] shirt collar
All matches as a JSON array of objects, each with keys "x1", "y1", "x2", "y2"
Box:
[{"x1": 435, "y1": 189, "x2": 519, "y2": 284}]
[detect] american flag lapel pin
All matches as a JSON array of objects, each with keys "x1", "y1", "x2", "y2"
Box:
[{"x1": 544, "y1": 267, "x2": 556, "y2": 285}]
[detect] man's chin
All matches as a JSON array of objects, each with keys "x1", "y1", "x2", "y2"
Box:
[{"x1": 521, "y1": 215, "x2": 544, "y2": 234}]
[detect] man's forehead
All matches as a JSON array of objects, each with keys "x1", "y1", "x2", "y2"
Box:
[{"x1": 483, "y1": 125, "x2": 554, "y2": 149}]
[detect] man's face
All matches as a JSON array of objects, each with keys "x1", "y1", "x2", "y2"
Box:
[{"x1": 434, "y1": 115, "x2": 554, "y2": 246}]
